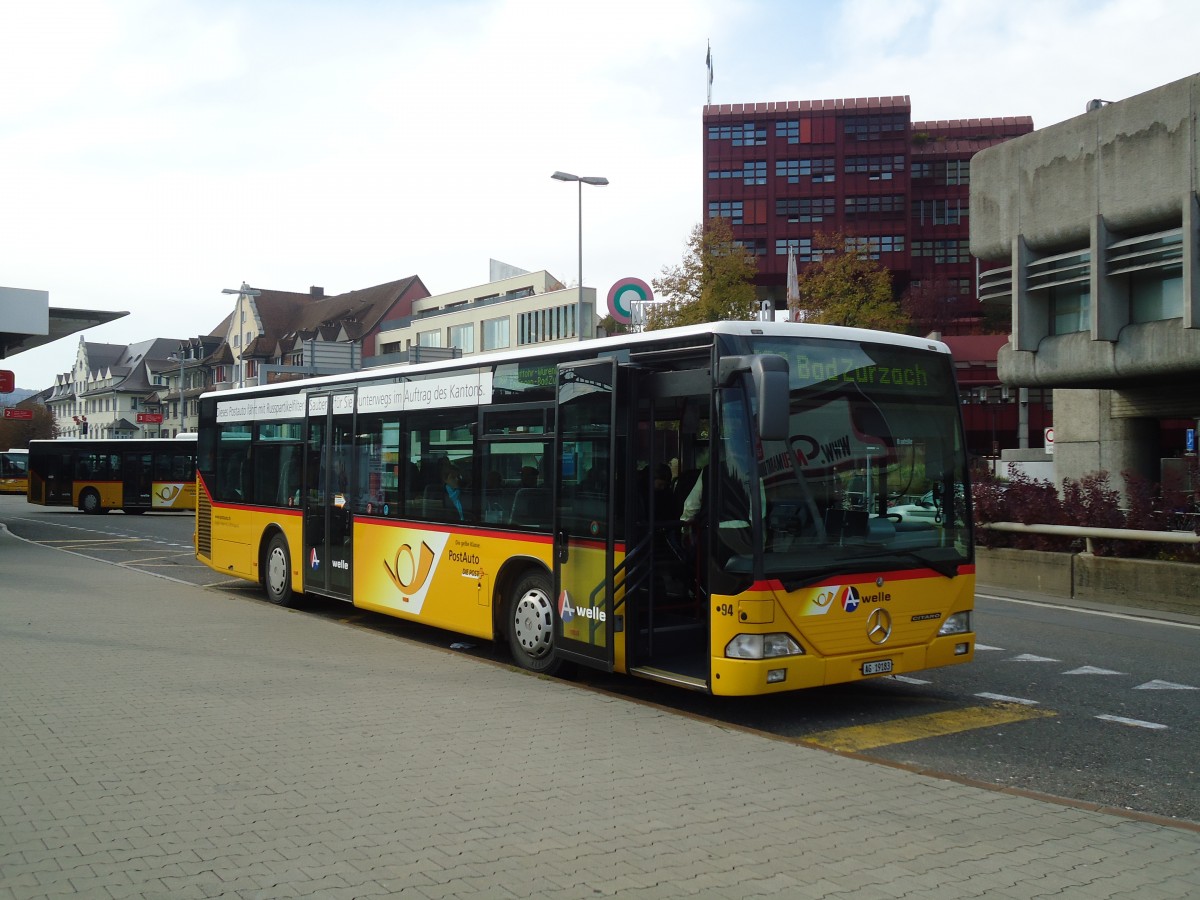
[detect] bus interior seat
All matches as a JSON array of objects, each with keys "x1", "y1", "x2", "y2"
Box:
[{"x1": 509, "y1": 488, "x2": 549, "y2": 528}]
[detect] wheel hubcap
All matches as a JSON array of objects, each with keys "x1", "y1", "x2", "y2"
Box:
[
  {"x1": 268, "y1": 548, "x2": 287, "y2": 596},
  {"x1": 513, "y1": 588, "x2": 554, "y2": 659}
]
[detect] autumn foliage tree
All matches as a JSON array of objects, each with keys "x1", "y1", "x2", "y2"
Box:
[
  {"x1": 793, "y1": 232, "x2": 908, "y2": 332},
  {"x1": 0, "y1": 401, "x2": 57, "y2": 448},
  {"x1": 644, "y1": 218, "x2": 759, "y2": 330}
]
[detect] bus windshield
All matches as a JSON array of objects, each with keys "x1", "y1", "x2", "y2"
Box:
[{"x1": 716, "y1": 336, "x2": 970, "y2": 587}]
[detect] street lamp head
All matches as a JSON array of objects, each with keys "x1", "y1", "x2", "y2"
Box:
[
  {"x1": 551, "y1": 171, "x2": 578, "y2": 182},
  {"x1": 581, "y1": 176, "x2": 609, "y2": 186}
]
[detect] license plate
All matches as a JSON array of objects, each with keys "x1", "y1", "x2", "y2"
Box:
[{"x1": 862, "y1": 659, "x2": 893, "y2": 676}]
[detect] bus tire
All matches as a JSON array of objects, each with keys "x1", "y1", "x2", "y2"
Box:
[
  {"x1": 80, "y1": 489, "x2": 104, "y2": 515},
  {"x1": 263, "y1": 533, "x2": 296, "y2": 607},
  {"x1": 506, "y1": 570, "x2": 562, "y2": 675}
]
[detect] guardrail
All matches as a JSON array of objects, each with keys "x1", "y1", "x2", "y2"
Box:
[{"x1": 981, "y1": 522, "x2": 1200, "y2": 554}]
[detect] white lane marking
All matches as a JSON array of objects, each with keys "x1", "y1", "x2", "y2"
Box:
[
  {"x1": 1134, "y1": 680, "x2": 1198, "y2": 691},
  {"x1": 974, "y1": 643, "x2": 1005, "y2": 651},
  {"x1": 1008, "y1": 654, "x2": 1060, "y2": 662},
  {"x1": 975, "y1": 692, "x2": 1041, "y2": 706},
  {"x1": 975, "y1": 592, "x2": 1200, "y2": 630},
  {"x1": 1095, "y1": 714, "x2": 1168, "y2": 730},
  {"x1": 1062, "y1": 666, "x2": 1126, "y2": 676},
  {"x1": 887, "y1": 675, "x2": 931, "y2": 685}
]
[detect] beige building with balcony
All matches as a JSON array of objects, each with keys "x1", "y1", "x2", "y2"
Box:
[{"x1": 373, "y1": 266, "x2": 596, "y2": 365}]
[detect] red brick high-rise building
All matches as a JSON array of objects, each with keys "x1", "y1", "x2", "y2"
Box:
[{"x1": 701, "y1": 96, "x2": 1032, "y2": 333}]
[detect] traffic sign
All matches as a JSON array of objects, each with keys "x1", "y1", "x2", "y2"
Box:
[
  {"x1": 0, "y1": 369, "x2": 13, "y2": 393},
  {"x1": 1044, "y1": 426, "x2": 1054, "y2": 455},
  {"x1": 137, "y1": 413, "x2": 164, "y2": 424},
  {"x1": 607, "y1": 277, "x2": 652, "y2": 325},
  {"x1": 4, "y1": 407, "x2": 33, "y2": 420}
]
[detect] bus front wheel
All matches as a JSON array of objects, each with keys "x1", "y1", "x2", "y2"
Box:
[
  {"x1": 506, "y1": 570, "x2": 562, "y2": 675},
  {"x1": 264, "y1": 533, "x2": 295, "y2": 607},
  {"x1": 80, "y1": 489, "x2": 104, "y2": 515}
]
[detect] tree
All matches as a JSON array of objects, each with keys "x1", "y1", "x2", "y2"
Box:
[
  {"x1": 644, "y1": 218, "x2": 759, "y2": 330},
  {"x1": 0, "y1": 401, "x2": 57, "y2": 448},
  {"x1": 793, "y1": 232, "x2": 908, "y2": 332}
]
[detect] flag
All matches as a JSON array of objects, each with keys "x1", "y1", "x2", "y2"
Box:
[
  {"x1": 706, "y1": 41, "x2": 713, "y2": 104},
  {"x1": 786, "y1": 249, "x2": 801, "y2": 321}
]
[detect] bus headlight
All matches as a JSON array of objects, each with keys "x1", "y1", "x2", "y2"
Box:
[
  {"x1": 938, "y1": 612, "x2": 972, "y2": 636},
  {"x1": 725, "y1": 633, "x2": 804, "y2": 659}
]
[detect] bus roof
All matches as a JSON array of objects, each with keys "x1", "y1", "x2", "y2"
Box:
[{"x1": 201, "y1": 320, "x2": 951, "y2": 403}]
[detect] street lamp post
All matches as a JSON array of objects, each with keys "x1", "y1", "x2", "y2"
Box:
[
  {"x1": 551, "y1": 171, "x2": 608, "y2": 335},
  {"x1": 168, "y1": 353, "x2": 185, "y2": 435}
]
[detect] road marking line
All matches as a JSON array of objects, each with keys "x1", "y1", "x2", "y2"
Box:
[
  {"x1": 1063, "y1": 666, "x2": 1126, "y2": 675},
  {"x1": 974, "y1": 643, "x2": 1005, "y2": 651},
  {"x1": 803, "y1": 703, "x2": 1056, "y2": 753},
  {"x1": 887, "y1": 675, "x2": 931, "y2": 685},
  {"x1": 1007, "y1": 653, "x2": 1060, "y2": 662},
  {"x1": 1095, "y1": 714, "x2": 1168, "y2": 730},
  {"x1": 1134, "y1": 680, "x2": 1197, "y2": 691},
  {"x1": 975, "y1": 692, "x2": 1040, "y2": 705},
  {"x1": 976, "y1": 592, "x2": 1200, "y2": 630}
]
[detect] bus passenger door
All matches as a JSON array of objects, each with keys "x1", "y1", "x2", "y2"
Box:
[
  {"x1": 553, "y1": 359, "x2": 617, "y2": 672},
  {"x1": 123, "y1": 451, "x2": 153, "y2": 509},
  {"x1": 303, "y1": 392, "x2": 356, "y2": 600}
]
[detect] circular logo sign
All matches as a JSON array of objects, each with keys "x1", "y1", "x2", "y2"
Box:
[{"x1": 607, "y1": 277, "x2": 652, "y2": 325}]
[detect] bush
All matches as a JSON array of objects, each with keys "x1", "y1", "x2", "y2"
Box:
[{"x1": 971, "y1": 466, "x2": 1199, "y2": 561}]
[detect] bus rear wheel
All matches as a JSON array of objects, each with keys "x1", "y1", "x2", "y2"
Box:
[
  {"x1": 80, "y1": 489, "x2": 104, "y2": 515},
  {"x1": 506, "y1": 570, "x2": 562, "y2": 675},
  {"x1": 263, "y1": 533, "x2": 296, "y2": 607}
]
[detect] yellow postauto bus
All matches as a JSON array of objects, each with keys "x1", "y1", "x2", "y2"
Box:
[
  {"x1": 27, "y1": 436, "x2": 197, "y2": 514},
  {"x1": 0, "y1": 449, "x2": 29, "y2": 495},
  {"x1": 195, "y1": 321, "x2": 975, "y2": 696}
]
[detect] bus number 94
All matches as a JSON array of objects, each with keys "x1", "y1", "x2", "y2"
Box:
[{"x1": 716, "y1": 603, "x2": 734, "y2": 617}]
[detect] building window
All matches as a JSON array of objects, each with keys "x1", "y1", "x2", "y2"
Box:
[
  {"x1": 518, "y1": 305, "x2": 577, "y2": 346},
  {"x1": 707, "y1": 161, "x2": 766, "y2": 185},
  {"x1": 776, "y1": 120, "x2": 800, "y2": 142},
  {"x1": 845, "y1": 155, "x2": 906, "y2": 179},
  {"x1": 245, "y1": 360, "x2": 259, "y2": 378},
  {"x1": 913, "y1": 198, "x2": 966, "y2": 225},
  {"x1": 233, "y1": 335, "x2": 240, "y2": 348},
  {"x1": 1130, "y1": 269, "x2": 1183, "y2": 323},
  {"x1": 846, "y1": 235, "x2": 905, "y2": 258},
  {"x1": 482, "y1": 317, "x2": 510, "y2": 351},
  {"x1": 776, "y1": 197, "x2": 834, "y2": 223},
  {"x1": 1050, "y1": 285, "x2": 1090, "y2": 335},
  {"x1": 708, "y1": 200, "x2": 744, "y2": 224},
  {"x1": 418, "y1": 329, "x2": 443, "y2": 348},
  {"x1": 776, "y1": 238, "x2": 832, "y2": 263},
  {"x1": 845, "y1": 194, "x2": 905, "y2": 216},
  {"x1": 707, "y1": 122, "x2": 766, "y2": 146},
  {"x1": 843, "y1": 114, "x2": 907, "y2": 139},
  {"x1": 733, "y1": 239, "x2": 767, "y2": 256},
  {"x1": 776, "y1": 158, "x2": 836, "y2": 183},
  {"x1": 912, "y1": 239, "x2": 971, "y2": 264},
  {"x1": 449, "y1": 323, "x2": 475, "y2": 353},
  {"x1": 912, "y1": 159, "x2": 970, "y2": 185}
]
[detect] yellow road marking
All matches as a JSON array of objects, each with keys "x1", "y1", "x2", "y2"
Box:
[{"x1": 803, "y1": 702, "x2": 1057, "y2": 752}]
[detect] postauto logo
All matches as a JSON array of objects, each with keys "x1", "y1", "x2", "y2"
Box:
[{"x1": 381, "y1": 531, "x2": 448, "y2": 614}]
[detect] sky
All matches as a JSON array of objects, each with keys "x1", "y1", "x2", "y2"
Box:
[{"x1": 3, "y1": 0, "x2": 1199, "y2": 391}]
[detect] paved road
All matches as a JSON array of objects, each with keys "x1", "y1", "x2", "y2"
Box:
[{"x1": 3, "y1": 519, "x2": 1200, "y2": 899}]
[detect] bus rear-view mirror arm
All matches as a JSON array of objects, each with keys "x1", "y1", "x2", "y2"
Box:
[{"x1": 718, "y1": 354, "x2": 789, "y2": 442}]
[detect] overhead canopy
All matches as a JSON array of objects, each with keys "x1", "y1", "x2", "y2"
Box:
[{"x1": 1, "y1": 307, "x2": 128, "y2": 359}]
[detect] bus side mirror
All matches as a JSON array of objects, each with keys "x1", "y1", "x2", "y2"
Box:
[{"x1": 721, "y1": 354, "x2": 790, "y2": 442}]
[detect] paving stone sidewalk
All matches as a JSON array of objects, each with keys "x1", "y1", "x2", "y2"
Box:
[{"x1": 2, "y1": 527, "x2": 1198, "y2": 899}]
